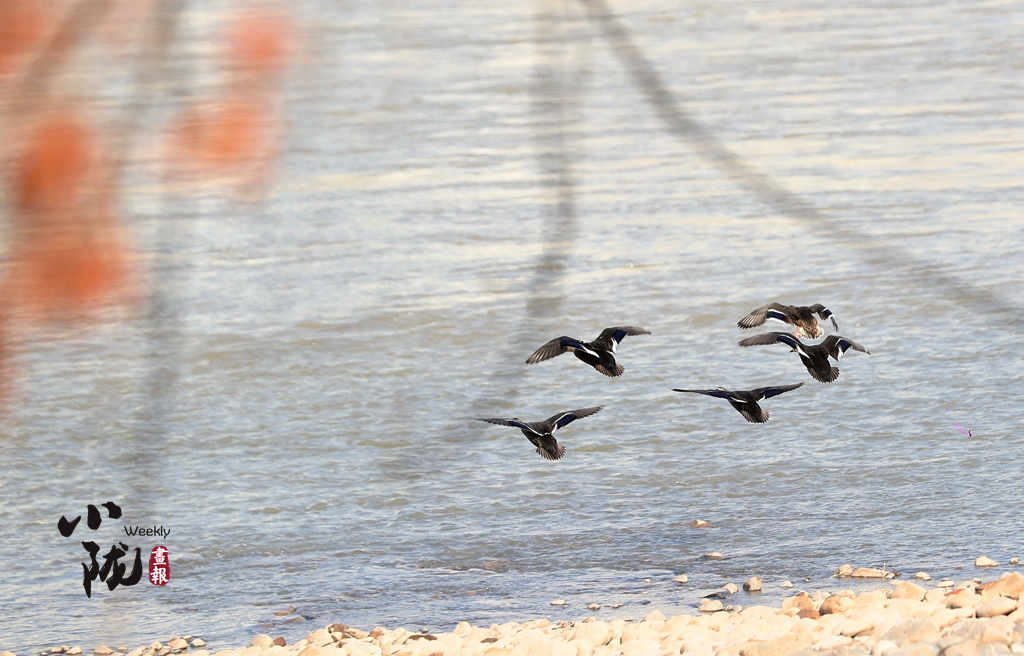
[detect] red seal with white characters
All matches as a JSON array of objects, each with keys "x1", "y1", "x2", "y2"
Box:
[{"x1": 149, "y1": 545, "x2": 170, "y2": 586}]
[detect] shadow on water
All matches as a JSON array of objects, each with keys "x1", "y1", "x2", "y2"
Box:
[
  {"x1": 579, "y1": 0, "x2": 1023, "y2": 330},
  {"x1": 375, "y1": 0, "x2": 594, "y2": 486}
]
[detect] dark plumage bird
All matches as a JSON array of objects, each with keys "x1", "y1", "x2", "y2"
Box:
[
  {"x1": 671, "y1": 382, "x2": 804, "y2": 423},
  {"x1": 477, "y1": 406, "x2": 603, "y2": 460},
  {"x1": 526, "y1": 327, "x2": 650, "y2": 377},
  {"x1": 738, "y1": 332, "x2": 870, "y2": 383},
  {"x1": 737, "y1": 303, "x2": 838, "y2": 339}
]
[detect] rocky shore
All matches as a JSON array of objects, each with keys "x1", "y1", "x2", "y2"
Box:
[{"x1": 8, "y1": 572, "x2": 1024, "y2": 656}]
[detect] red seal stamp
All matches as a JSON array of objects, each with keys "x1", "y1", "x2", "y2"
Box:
[{"x1": 149, "y1": 546, "x2": 170, "y2": 586}]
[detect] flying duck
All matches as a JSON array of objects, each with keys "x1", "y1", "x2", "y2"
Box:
[
  {"x1": 477, "y1": 406, "x2": 603, "y2": 460},
  {"x1": 526, "y1": 326, "x2": 650, "y2": 377},
  {"x1": 738, "y1": 332, "x2": 870, "y2": 383},
  {"x1": 737, "y1": 303, "x2": 838, "y2": 339},
  {"x1": 671, "y1": 382, "x2": 805, "y2": 423}
]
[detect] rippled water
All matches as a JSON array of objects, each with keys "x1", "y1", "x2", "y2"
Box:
[{"x1": 2, "y1": 0, "x2": 1022, "y2": 651}]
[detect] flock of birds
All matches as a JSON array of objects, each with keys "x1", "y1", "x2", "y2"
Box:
[{"x1": 478, "y1": 302, "x2": 871, "y2": 461}]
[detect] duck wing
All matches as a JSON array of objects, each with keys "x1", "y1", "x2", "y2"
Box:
[
  {"x1": 807, "y1": 304, "x2": 838, "y2": 331},
  {"x1": 526, "y1": 336, "x2": 590, "y2": 363},
  {"x1": 476, "y1": 417, "x2": 542, "y2": 435},
  {"x1": 821, "y1": 335, "x2": 870, "y2": 359},
  {"x1": 541, "y1": 406, "x2": 604, "y2": 433},
  {"x1": 672, "y1": 388, "x2": 736, "y2": 400},
  {"x1": 749, "y1": 381, "x2": 805, "y2": 401},
  {"x1": 738, "y1": 331, "x2": 802, "y2": 351},
  {"x1": 591, "y1": 326, "x2": 650, "y2": 352},
  {"x1": 737, "y1": 303, "x2": 793, "y2": 329}
]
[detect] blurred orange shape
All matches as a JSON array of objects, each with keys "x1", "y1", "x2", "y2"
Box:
[
  {"x1": 10, "y1": 225, "x2": 128, "y2": 317},
  {"x1": 228, "y1": 12, "x2": 291, "y2": 75},
  {"x1": 0, "y1": 0, "x2": 43, "y2": 76},
  {"x1": 14, "y1": 114, "x2": 96, "y2": 215},
  {"x1": 172, "y1": 99, "x2": 269, "y2": 171}
]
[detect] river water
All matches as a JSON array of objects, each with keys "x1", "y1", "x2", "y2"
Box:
[{"x1": 1, "y1": 0, "x2": 1022, "y2": 651}]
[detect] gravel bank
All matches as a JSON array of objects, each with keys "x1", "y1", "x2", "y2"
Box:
[{"x1": 8, "y1": 573, "x2": 1023, "y2": 656}]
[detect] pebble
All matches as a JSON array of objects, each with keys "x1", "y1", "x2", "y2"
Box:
[
  {"x1": 43, "y1": 572, "x2": 1024, "y2": 656},
  {"x1": 549, "y1": 599, "x2": 566, "y2": 606},
  {"x1": 673, "y1": 574, "x2": 688, "y2": 583},
  {"x1": 976, "y1": 596, "x2": 1017, "y2": 617},
  {"x1": 248, "y1": 635, "x2": 273, "y2": 649},
  {"x1": 587, "y1": 603, "x2": 600, "y2": 610},
  {"x1": 851, "y1": 567, "x2": 887, "y2": 578},
  {"x1": 690, "y1": 519, "x2": 710, "y2": 527},
  {"x1": 915, "y1": 571, "x2": 932, "y2": 580},
  {"x1": 66, "y1": 649, "x2": 81, "y2": 656},
  {"x1": 781, "y1": 580, "x2": 793, "y2": 588},
  {"x1": 722, "y1": 582, "x2": 738, "y2": 594},
  {"x1": 937, "y1": 579, "x2": 955, "y2": 588},
  {"x1": 189, "y1": 641, "x2": 204, "y2": 648},
  {"x1": 271, "y1": 638, "x2": 286, "y2": 647},
  {"x1": 701, "y1": 551, "x2": 723, "y2": 559},
  {"x1": 743, "y1": 576, "x2": 762, "y2": 591},
  {"x1": 834, "y1": 564, "x2": 853, "y2": 577},
  {"x1": 976, "y1": 555, "x2": 999, "y2": 567},
  {"x1": 1011, "y1": 557, "x2": 1019, "y2": 565},
  {"x1": 94, "y1": 648, "x2": 113, "y2": 656},
  {"x1": 166, "y1": 640, "x2": 186, "y2": 651}
]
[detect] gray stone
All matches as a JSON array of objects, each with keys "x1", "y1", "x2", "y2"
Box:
[
  {"x1": 976, "y1": 555, "x2": 998, "y2": 567},
  {"x1": 743, "y1": 577, "x2": 762, "y2": 591},
  {"x1": 780, "y1": 580, "x2": 793, "y2": 588}
]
